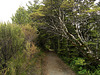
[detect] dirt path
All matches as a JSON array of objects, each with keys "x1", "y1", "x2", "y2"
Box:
[{"x1": 42, "y1": 52, "x2": 76, "y2": 75}]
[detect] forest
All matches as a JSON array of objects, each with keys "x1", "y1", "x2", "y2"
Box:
[{"x1": 0, "y1": 0, "x2": 100, "y2": 75}]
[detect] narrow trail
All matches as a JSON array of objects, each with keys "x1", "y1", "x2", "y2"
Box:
[{"x1": 42, "y1": 51, "x2": 76, "y2": 75}]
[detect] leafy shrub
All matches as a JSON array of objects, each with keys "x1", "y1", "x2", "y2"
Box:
[
  {"x1": 78, "y1": 67, "x2": 87, "y2": 75},
  {"x1": 0, "y1": 23, "x2": 41, "y2": 75},
  {"x1": 74, "y1": 58, "x2": 86, "y2": 66},
  {"x1": 69, "y1": 57, "x2": 100, "y2": 75},
  {"x1": 6, "y1": 43, "x2": 41, "y2": 75},
  {"x1": 0, "y1": 23, "x2": 24, "y2": 71},
  {"x1": 22, "y1": 24, "x2": 38, "y2": 42},
  {"x1": 24, "y1": 42, "x2": 39, "y2": 59},
  {"x1": 69, "y1": 58, "x2": 87, "y2": 74},
  {"x1": 92, "y1": 65, "x2": 100, "y2": 75}
]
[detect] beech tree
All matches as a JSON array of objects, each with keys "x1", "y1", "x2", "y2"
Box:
[{"x1": 32, "y1": 0, "x2": 100, "y2": 63}]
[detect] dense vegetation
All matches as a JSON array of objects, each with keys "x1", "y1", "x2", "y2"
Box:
[
  {"x1": 0, "y1": 0, "x2": 100, "y2": 75},
  {"x1": 35, "y1": 0, "x2": 100, "y2": 74}
]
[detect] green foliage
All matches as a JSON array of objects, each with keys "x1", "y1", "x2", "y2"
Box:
[
  {"x1": 6, "y1": 43, "x2": 41, "y2": 75},
  {"x1": 74, "y1": 58, "x2": 86, "y2": 66},
  {"x1": 78, "y1": 67, "x2": 87, "y2": 75},
  {"x1": 22, "y1": 24, "x2": 38, "y2": 42},
  {"x1": 86, "y1": 7, "x2": 100, "y2": 13},
  {"x1": 61, "y1": 56, "x2": 100, "y2": 75},
  {"x1": 5, "y1": 0, "x2": 100, "y2": 75},
  {"x1": 11, "y1": 7, "x2": 30, "y2": 24},
  {"x1": 70, "y1": 58, "x2": 86, "y2": 68},
  {"x1": 37, "y1": 29, "x2": 55, "y2": 51},
  {"x1": 0, "y1": 23, "x2": 24, "y2": 70},
  {"x1": 0, "y1": 17, "x2": 41, "y2": 74}
]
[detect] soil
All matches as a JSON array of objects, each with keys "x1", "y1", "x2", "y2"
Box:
[{"x1": 42, "y1": 51, "x2": 76, "y2": 75}]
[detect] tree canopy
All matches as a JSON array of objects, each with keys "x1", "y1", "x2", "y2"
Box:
[{"x1": 1, "y1": 0, "x2": 100, "y2": 74}]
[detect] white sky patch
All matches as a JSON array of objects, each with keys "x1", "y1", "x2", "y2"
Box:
[
  {"x1": 95, "y1": 0, "x2": 99, "y2": 3},
  {"x1": 0, "y1": 0, "x2": 98, "y2": 23},
  {"x1": 0, "y1": 0, "x2": 32, "y2": 23}
]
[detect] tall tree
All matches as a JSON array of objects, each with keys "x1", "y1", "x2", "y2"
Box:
[{"x1": 33, "y1": 0, "x2": 100, "y2": 63}]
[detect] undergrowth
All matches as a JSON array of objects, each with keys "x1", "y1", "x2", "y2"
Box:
[
  {"x1": 58, "y1": 49, "x2": 100, "y2": 75},
  {"x1": 0, "y1": 42, "x2": 44, "y2": 75}
]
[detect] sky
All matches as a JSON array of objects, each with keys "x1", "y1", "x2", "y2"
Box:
[
  {"x1": 0, "y1": 0, "x2": 99, "y2": 23},
  {"x1": 95, "y1": 0, "x2": 99, "y2": 3},
  {"x1": 0, "y1": 0, "x2": 33, "y2": 23}
]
